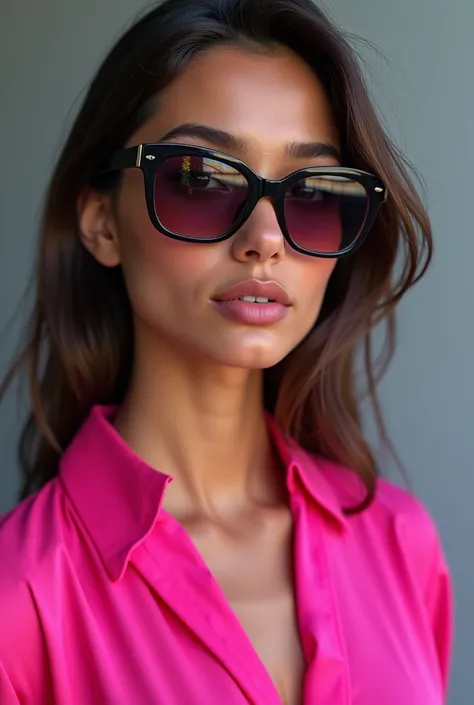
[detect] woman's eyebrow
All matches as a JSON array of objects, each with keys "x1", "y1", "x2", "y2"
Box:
[
  {"x1": 159, "y1": 122, "x2": 340, "y2": 160},
  {"x1": 286, "y1": 140, "x2": 340, "y2": 160},
  {"x1": 159, "y1": 123, "x2": 247, "y2": 151}
]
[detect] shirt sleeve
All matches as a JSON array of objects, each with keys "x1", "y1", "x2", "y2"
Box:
[
  {"x1": 0, "y1": 662, "x2": 20, "y2": 704},
  {"x1": 0, "y1": 558, "x2": 52, "y2": 704},
  {"x1": 382, "y1": 481, "x2": 455, "y2": 701},
  {"x1": 397, "y1": 493, "x2": 454, "y2": 700},
  {"x1": 424, "y1": 533, "x2": 453, "y2": 699}
]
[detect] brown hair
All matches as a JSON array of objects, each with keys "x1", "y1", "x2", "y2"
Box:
[{"x1": 0, "y1": 0, "x2": 431, "y2": 510}]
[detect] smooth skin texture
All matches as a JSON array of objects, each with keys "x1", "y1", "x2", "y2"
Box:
[{"x1": 79, "y1": 45, "x2": 340, "y2": 705}]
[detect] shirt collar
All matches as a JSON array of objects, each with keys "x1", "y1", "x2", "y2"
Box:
[
  {"x1": 60, "y1": 405, "x2": 348, "y2": 582},
  {"x1": 265, "y1": 414, "x2": 349, "y2": 532}
]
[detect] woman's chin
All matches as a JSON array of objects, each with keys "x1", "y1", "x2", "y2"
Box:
[{"x1": 205, "y1": 344, "x2": 290, "y2": 371}]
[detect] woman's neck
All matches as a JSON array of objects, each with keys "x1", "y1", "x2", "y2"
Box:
[{"x1": 114, "y1": 337, "x2": 284, "y2": 520}]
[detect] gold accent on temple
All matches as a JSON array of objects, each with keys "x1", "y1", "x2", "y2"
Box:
[{"x1": 136, "y1": 144, "x2": 143, "y2": 167}]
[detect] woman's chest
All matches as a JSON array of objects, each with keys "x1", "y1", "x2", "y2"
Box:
[{"x1": 185, "y1": 507, "x2": 306, "y2": 705}]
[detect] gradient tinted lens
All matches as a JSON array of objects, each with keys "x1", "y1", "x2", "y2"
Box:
[
  {"x1": 153, "y1": 155, "x2": 250, "y2": 238},
  {"x1": 283, "y1": 174, "x2": 369, "y2": 253}
]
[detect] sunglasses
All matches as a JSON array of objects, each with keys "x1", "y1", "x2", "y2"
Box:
[{"x1": 98, "y1": 142, "x2": 387, "y2": 258}]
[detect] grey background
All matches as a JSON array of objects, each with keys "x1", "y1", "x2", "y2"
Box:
[{"x1": 0, "y1": 1, "x2": 471, "y2": 702}]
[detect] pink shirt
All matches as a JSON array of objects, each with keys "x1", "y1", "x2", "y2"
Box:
[{"x1": 0, "y1": 406, "x2": 452, "y2": 704}]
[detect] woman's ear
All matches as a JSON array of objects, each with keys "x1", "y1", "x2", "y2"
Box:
[{"x1": 77, "y1": 187, "x2": 121, "y2": 267}]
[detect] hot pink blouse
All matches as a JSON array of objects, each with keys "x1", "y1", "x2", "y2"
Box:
[{"x1": 0, "y1": 406, "x2": 452, "y2": 704}]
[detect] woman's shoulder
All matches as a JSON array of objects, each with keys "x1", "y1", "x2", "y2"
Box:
[
  {"x1": 370, "y1": 476, "x2": 447, "y2": 582},
  {"x1": 0, "y1": 480, "x2": 72, "y2": 699},
  {"x1": 0, "y1": 479, "x2": 64, "y2": 565},
  {"x1": 0, "y1": 480, "x2": 66, "y2": 629},
  {"x1": 373, "y1": 474, "x2": 440, "y2": 536},
  {"x1": 298, "y1": 447, "x2": 449, "y2": 587}
]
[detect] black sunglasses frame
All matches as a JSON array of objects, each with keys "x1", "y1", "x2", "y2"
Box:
[{"x1": 98, "y1": 142, "x2": 387, "y2": 258}]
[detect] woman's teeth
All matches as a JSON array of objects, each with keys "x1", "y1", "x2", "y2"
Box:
[{"x1": 238, "y1": 296, "x2": 272, "y2": 303}]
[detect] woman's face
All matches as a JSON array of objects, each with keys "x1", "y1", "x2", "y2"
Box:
[{"x1": 82, "y1": 44, "x2": 340, "y2": 369}]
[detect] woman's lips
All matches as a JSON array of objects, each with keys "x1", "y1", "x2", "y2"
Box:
[
  {"x1": 211, "y1": 279, "x2": 291, "y2": 325},
  {"x1": 211, "y1": 298, "x2": 289, "y2": 325}
]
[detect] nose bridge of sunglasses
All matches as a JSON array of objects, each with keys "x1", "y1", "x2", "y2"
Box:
[
  {"x1": 243, "y1": 192, "x2": 284, "y2": 240},
  {"x1": 248, "y1": 179, "x2": 282, "y2": 222},
  {"x1": 260, "y1": 179, "x2": 281, "y2": 200}
]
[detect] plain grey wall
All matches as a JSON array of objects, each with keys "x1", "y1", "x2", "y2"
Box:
[{"x1": 0, "y1": 1, "x2": 471, "y2": 702}]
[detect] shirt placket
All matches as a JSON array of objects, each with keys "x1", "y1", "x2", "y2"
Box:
[{"x1": 291, "y1": 492, "x2": 352, "y2": 705}]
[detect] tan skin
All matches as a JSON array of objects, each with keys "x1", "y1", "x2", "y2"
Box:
[{"x1": 79, "y1": 45, "x2": 339, "y2": 705}]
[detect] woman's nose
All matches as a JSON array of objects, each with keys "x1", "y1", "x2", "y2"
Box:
[{"x1": 230, "y1": 198, "x2": 286, "y2": 264}]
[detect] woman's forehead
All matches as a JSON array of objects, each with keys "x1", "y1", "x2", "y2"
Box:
[{"x1": 129, "y1": 44, "x2": 340, "y2": 154}]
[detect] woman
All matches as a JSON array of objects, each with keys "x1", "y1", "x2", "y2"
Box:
[{"x1": 0, "y1": 0, "x2": 452, "y2": 703}]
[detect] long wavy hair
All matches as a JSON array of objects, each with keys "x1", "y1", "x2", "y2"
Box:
[{"x1": 0, "y1": 0, "x2": 431, "y2": 510}]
